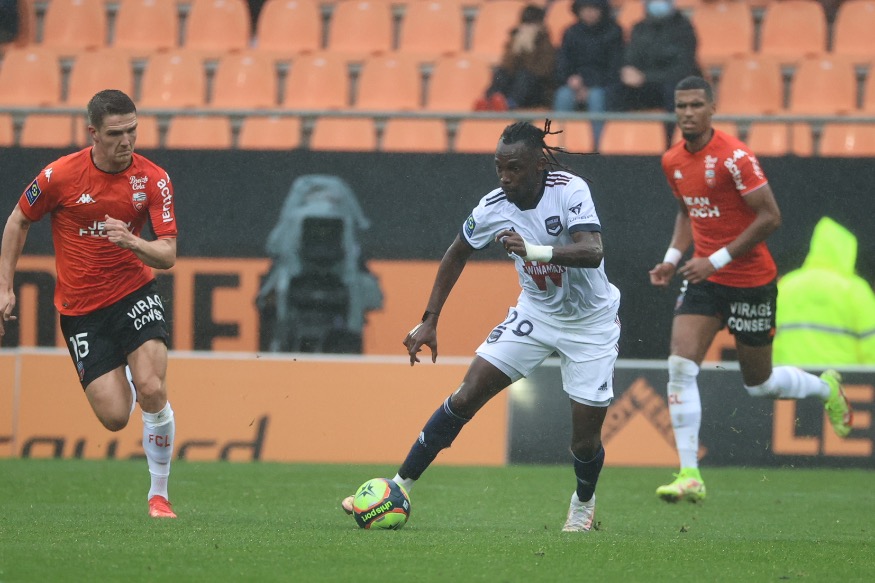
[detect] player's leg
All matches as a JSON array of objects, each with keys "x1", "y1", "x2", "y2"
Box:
[
  {"x1": 84, "y1": 368, "x2": 137, "y2": 431},
  {"x1": 563, "y1": 401, "x2": 608, "y2": 532},
  {"x1": 657, "y1": 312, "x2": 721, "y2": 502}
]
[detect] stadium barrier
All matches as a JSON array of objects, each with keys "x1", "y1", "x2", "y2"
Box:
[{"x1": 2, "y1": 351, "x2": 872, "y2": 468}]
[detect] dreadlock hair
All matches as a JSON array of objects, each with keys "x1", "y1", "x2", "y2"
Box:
[{"x1": 500, "y1": 119, "x2": 594, "y2": 179}]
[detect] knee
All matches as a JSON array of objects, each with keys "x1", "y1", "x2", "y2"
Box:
[
  {"x1": 99, "y1": 413, "x2": 130, "y2": 432},
  {"x1": 668, "y1": 355, "x2": 699, "y2": 380},
  {"x1": 134, "y1": 376, "x2": 167, "y2": 409},
  {"x1": 570, "y1": 437, "x2": 601, "y2": 461}
]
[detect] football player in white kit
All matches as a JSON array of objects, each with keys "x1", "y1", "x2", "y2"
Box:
[{"x1": 342, "y1": 121, "x2": 621, "y2": 531}]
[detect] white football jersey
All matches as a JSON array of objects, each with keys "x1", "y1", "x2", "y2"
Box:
[{"x1": 462, "y1": 170, "x2": 620, "y2": 323}]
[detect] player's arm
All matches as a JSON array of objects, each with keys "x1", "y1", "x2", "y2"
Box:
[
  {"x1": 403, "y1": 234, "x2": 475, "y2": 366},
  {"x1": 650, "y1": 199, "x2": 693, "y2": 287},
  {"x1": 679, "y1": 184, "x2": 781, "y2": 284},
  {"x1": 104, "y1": 214, "x2": 177, "y2": 269},
  {"x1": 495, "y1": 228, "x2": 604, "y2": 268},
  {"x1": 0, "y1": 204, "x2": 33, "y2": 337}
]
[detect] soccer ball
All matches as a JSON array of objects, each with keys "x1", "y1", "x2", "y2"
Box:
[{"x1": 352, "y1": 478, "x2": 411, "y2": 530}]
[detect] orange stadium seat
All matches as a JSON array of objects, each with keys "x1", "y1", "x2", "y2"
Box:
[
  {"x1": 598, "y1": 121, "x2": 667, "y2": 154},
  {"x1": 254, "y1": 0, "x2": 322, "y2": 57},
  {"x1": 65, "y1": 49, "x2": 135, "y2": 106},
  {"x1": 716, "y1": 56, "x2": 784, "y2": 114},
  {"x1": 425, "y1": 55, "x2": 493, "y2": 111},
  {"x1": 380, "y1": 118, "x2": 449, "y2": 152},
  {"x1": 746, "y1": 122, "x2": 813, "y2": 156},
  {"x1": 554, "y1": 120, "x2": 595, "y2": 153},
  {"x1": 132, "y1": 115, "x2": 161, "y2": 149},
  {"x1": 40, "y1": 0, "x2": 107, "y2": 53},
  {"x1": 184, "y1": 0, "x2": 251, "y2": 56},
  {"x1": 238, "y1": 115, "x2": 302, "y2": 149},
  {"x1": 139, "y1": 51, "x2": 207, "y2": 109},
  {"x1": 788, "y1": 57, "x2": 857, "y2": 115},
  {"x1": 0, "y1": 47, "x2": 62, "y2": 106},
  {"x1": 164, "y1": 115, "x2": 233, "y2": 149},
  {"x1": 692, "y1": 1, "x2": 754, "y2": 69},
  {"x1": 0, "y1": 114, "x2": 14, "y2": 146},
  {"x1": 469, "y1": 0, "x2": 526, "y2": 63},
  {"x1": 19, "y1": 114, "x2": 76, "y2": 148},
  {"x1": 210, "y1": 52, "x2": 278, "y2": 109},
  {"x1": 354, "y1": 54, "x2": 423, "y2": 111},
  {"x1": 112, "y1": 0, "x2": 179, "y2": 57},
  {"x1": 282, "y1": 53, "x2": 351, "y2": 109},
  {"x1": 545, "y1": 0, "x2": 576, "y2": 47},
  {"x1": 453, "y1": 118, "x2": 513, "y2": 153},
  {"x1": 819, "y1": 123, "x2": 875, "y2": 156},
  {"x1": 831, "y1": 0, "x2": 875, "y2": 63},
  {"x1": 397, "y1": 0, "x2": 466, "y2": 59},
  {"x1": 758, "y1": 0, "x2": 827, "y2": 62},
  {"x1": 326, "y1": 0, "x2": 393, "y2": 57},
  {"x1": 309, "y1": 117, "x2": 377, "y2": 151}
]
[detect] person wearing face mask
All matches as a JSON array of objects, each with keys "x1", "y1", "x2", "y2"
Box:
[{"x1": 610, "y1": 0, "x2": 700, "y2": 143}]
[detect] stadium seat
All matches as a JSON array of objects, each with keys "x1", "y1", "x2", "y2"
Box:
[
  {"x1": 554, "y1": 120, "x2": 595, "y2": 153},
  {"x1": 309, "y1": 117, "x2": 377, "y2": 151},
  {"x1": 19, "y1": 114, "x2": 76, "y2": 148},
  {"x1": 716, "y1": 56, "x2": 784, "y2": 114},
  {"x1": 787, "y1": 57, "x2": 857, "y2": 115},
  {"x1": 254, "y1": 0, "x2": 322, "y2": 57},
  {"x1": 210, "y1": 52, "x2": 279, "y2": 109},
  {"x1": 164, "y1": 115, "x2": 233, "y2": 149},
  {"x1": 0, "y1": 47, "x2": 62, "y2": 106},
  {"x1": 692, "y1": 1, "x2": 754, "y2": 69},
  {"x1": 831, "y1": 0, "x2": 875, "y2": 63},
  {"x1": 397, "y1": 0, "x2": 466, "y2": 59},
  {"x1": 469, "y1": 0, "x2": 526, "y2": 63},
  {"x1": 139, "y1": 51, "x2": 207, "y2": 109},
  {"x1": 112, "y1": 0, "x2": 179, "y2": 57},
  {"x1": 40, "y1": 0, "x2": 107, "y2": 53},
  {"x1": 325, "y1": 0, "x2": 393, "y2": 57},
  {"x1": 183, "y1": 0, "x2": 252, "y2": 56},
  {"x1": 746, "y1": 122, "x2": 813, "y2": 156},
  {"x1": 425, "y1": 55, "x2": 493, "y2": 111},
  {"x1": 380, "y1": 118, "x2": 449, "y2": 152},
  {"x1": 758, "y1": 0, "x2": 827, "y2": 62},
  {"x1": 132, "y1": 115, "x2": 161, "y2": 149},
  {"x1": 545, "y1": 0, "x2": 576, "y2": 47},
  {"x1": 598, "y1": 121, "x2": 667, "y2": 154},
  {"x1": 818, "y1": 123, "x2": 875, "y2": 156},
  {"x1": 238, "y1": 115, "x2": 302, "y2": 149},
  {"x1": 453, "y1": 118, "x2": 513, "y2": 153},
  {"x1": 0, "y1": 114, "x2": 14, "y2": 146},
  {"x1": 354, "y1": 54, "x2": 422, "y2": 111},
  {"x1": 282, "y1": 53, "x2": 350, "y2": 109},
  {"x1": 65, "y1": 49, "x2": 135, "y2": 106}
]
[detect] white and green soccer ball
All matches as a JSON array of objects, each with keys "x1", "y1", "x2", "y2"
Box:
[{"x1": 352, "y1": 478, "x2": 411, "y2": 530}]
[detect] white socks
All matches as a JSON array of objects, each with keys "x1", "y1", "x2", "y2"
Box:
[
  {"x1": 745, "y1": 366, "x2": 829, "y2": 400},
  {"x1": 392, "y1": 474, "x2": 415, "y2": 494},
  {"x1": 142, "y1": 402, "x2": 175, "y2": 500},
  {"x1": 667, "y1": 355, "x2": 702, "y2": 469}
]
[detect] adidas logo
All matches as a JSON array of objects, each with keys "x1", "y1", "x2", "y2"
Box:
[
  {"x1": 76, "y1": 193, "x2": 95, "y2": 204},
  {"x1": 597, "y1": 382, "x2": 609, "y2": 391}
]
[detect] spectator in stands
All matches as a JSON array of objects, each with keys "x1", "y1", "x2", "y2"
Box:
[
  {"x1": 474, "y1": 4, "x2": 556, "y2": 111},
  {"x1": 553, "y1": 0, "x2": 624, "y2": 149},
  {"x1": 0, "y1": 0, "x2": 20, "y2": 45},
  {"x1": 774, "y1": 217, "x2": 875, "y2": 365},
  {"x1": 610, "y1": 0, "x2": 699, "y2": 119}
]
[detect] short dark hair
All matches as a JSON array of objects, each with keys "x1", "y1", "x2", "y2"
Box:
[
  {"x1": 675, "y1": 76, "x2": 714, "y2": 102},
  {"x1": 87, "y1": 89, "x2": 137, "y2": 129},
  {"x1": 520, "y1": 4, "x2": 545, "y2": 23}
]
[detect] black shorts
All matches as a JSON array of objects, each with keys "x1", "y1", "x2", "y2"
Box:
[
  {"x1": 59, "y1": 281, "x2": 169, "y2": 390},
  {"x1": 674, "y1": 279, "x2": 777, "y2": 347}
]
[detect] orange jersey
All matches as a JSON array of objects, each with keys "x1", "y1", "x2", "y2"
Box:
[
  {"x1": 661, "y1": 129, "x2": 776, "y2": 287},
  {"x1": 18, "y1": 148, "x2": 177, "y2": 315}
]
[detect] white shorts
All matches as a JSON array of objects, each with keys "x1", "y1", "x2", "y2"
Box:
[{"x1": 475, "y1": 303, "x2": 621, "y2": 407}]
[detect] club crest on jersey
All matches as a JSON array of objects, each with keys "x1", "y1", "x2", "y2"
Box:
[
  {"x1": 704, "y1": 155, "x2": 718, "y2": 187},
  {"x1": 544, "y1": 216, "x2": 562, "y2": 236},
  {"x1": 132, "y1": 192, "x2": 147, "y2": 211},
  {"x1": 25, "y1": 180, "x2": 41, "y2": 205},
  {"x1": 465, "y1": 215, "x2": 476, "y2": 238}
]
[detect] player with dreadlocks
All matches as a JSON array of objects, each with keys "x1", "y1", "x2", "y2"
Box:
[{"x1": 341, "y1": 120, "x2": 621, "y2": 531}]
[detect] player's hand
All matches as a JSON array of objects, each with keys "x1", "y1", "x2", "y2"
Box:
[
  {"x1": 104, "y1": 214, "x2": 138, "y2": 250},
  {"x1": 648, "y1": 262, "x2": 676, "y2": 287},
  {"x1": 403, "y1": 321, "x2": 438, "y2": 366},
  {"x1": 495, "y1": 230, "x2": 523, "y2": 256},
  {"x1": 678, "y1": 257, "x2": 716, "y2": 284},
  {"x1": 0, "y1": 289, "x2": 18, "y2": 340}
]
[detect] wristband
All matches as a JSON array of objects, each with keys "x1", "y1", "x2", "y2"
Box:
[
  {"x1": 523, "y1": 241, "x2": 553, "y2": 263},
  {"x1": 662, "y1": 247, "x2": 683, "y2": 266},
  {"x1": 708, "y1": 247, "x2": 732, "y2": 270},
  {"x1": 421, "y1": 310, "x2": 439, "y2": 322}
]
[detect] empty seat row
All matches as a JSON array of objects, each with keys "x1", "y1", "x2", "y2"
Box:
[{"x1": 3, "y1": 113, "x2": 873, "y2": 157}]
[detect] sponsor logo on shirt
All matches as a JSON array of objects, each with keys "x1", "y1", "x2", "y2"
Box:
[
  {"x1": 569, "y1": 203, "x2": 582, "y2": 215},
  {"x1": 674, "y1": 169, "x2": 683, "y2": 180},
  {"x1": 704, "y1": 155, "x2": 718, "y2": 187},
  {"x1": 682, "y1": 195, "x2": 720, "y2": 218},
  {"x1": 76, "y1": 193, "x2": 95, "y2": 204},
  {"x1": 44, "y1": 168, "x2": 53, "y2": 182},
  {"x1": 130, "y1": 175, "x2": 148, "y2": 191},
  {"x1": 25, "y1": 180, "x2": 41, "y2": 205}
]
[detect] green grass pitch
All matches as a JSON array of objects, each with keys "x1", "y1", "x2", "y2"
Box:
[{"x1": 1, "y1": 460, "x2": 873, "y2": 582}]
